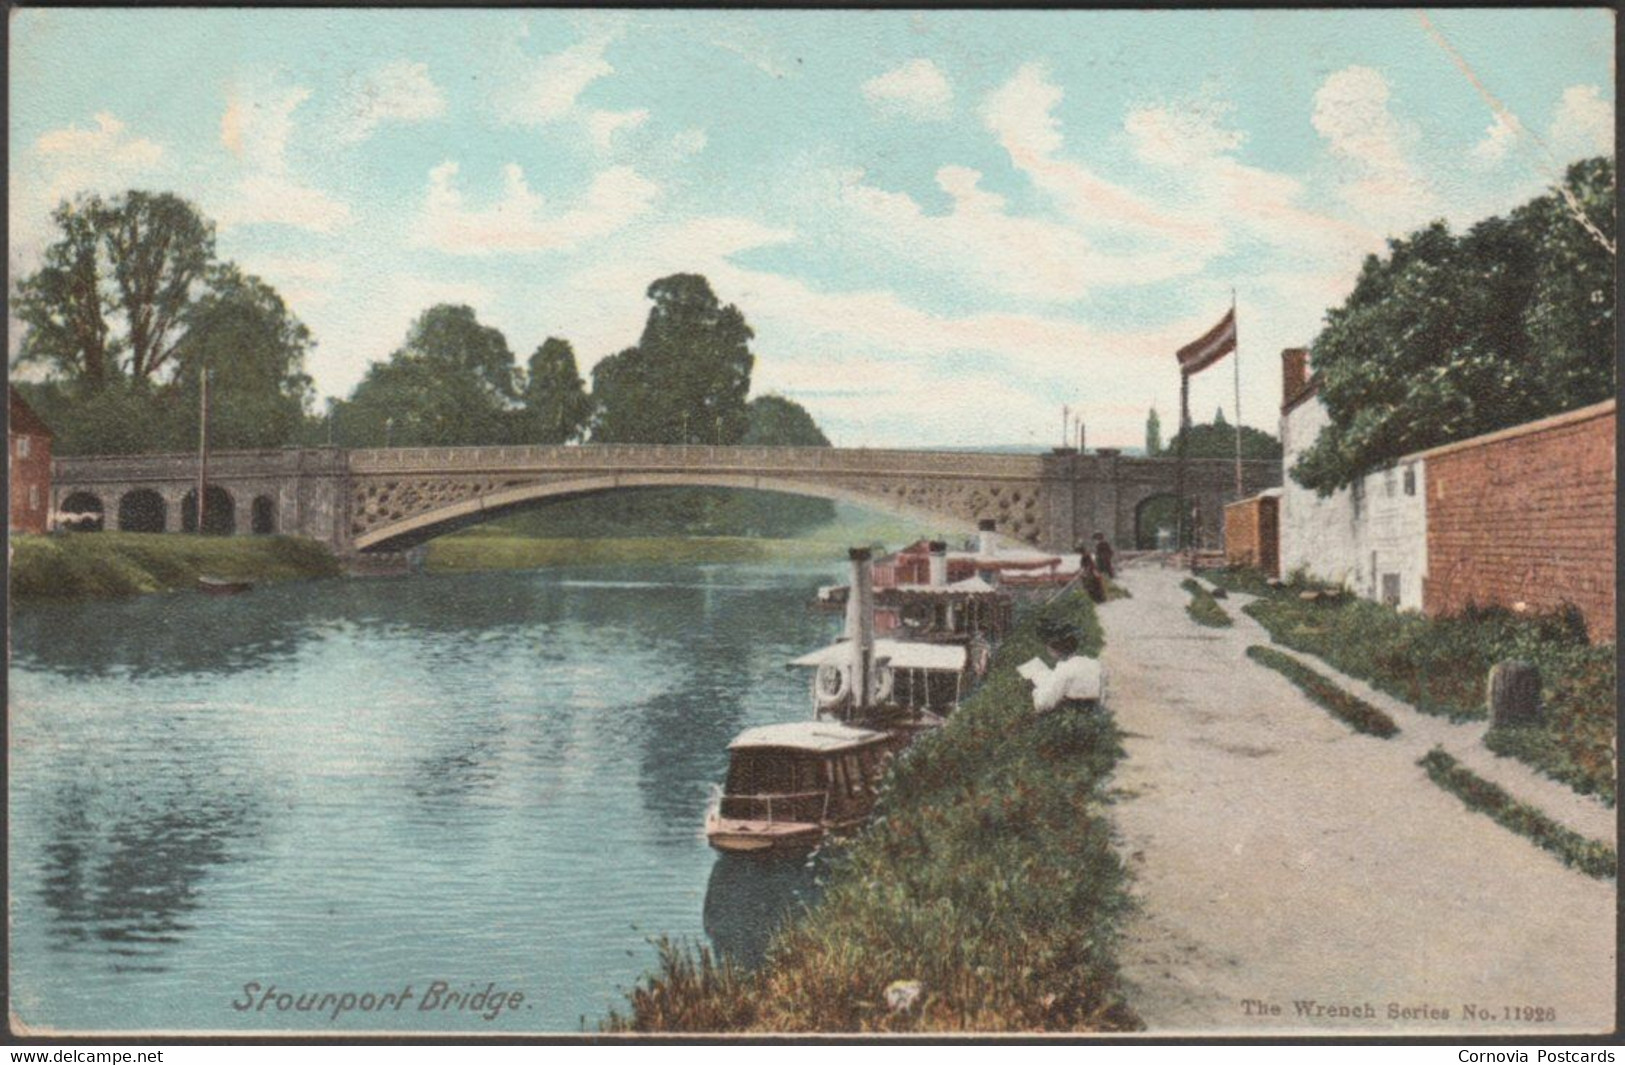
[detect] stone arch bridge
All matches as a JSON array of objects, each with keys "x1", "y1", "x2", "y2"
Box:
[{"x1": 52, "y1": 444, "x2": 1279, "y2": 557}]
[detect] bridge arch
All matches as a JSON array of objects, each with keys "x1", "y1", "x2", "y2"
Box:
[
  {"x1": 60, "y1": 490, "x2": 105, "y2": 531},
  {"x1": 118, "y1": 489, "x2": 167, "y2": 533},
  {"x1": 181, "y1": 486, "x2": 236, "y2": 535},
  {"x1": 352, "y1": 472, "x2": 984, "y2": 553}
]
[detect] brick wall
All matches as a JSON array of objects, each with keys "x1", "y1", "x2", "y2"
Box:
[
  {"x1": 8, "y1": 431, "x2": 52, "y2": 534},
  {"x1": 1224, "y1": 494, "x2": 1279, "y2": 574},
  {"x1": 1423, "y1": 400, "x2": 1615, "y2": 643}
]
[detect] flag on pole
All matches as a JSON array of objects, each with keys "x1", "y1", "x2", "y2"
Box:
[{"x1": 1175, "y1": 308, "x2": 1237, "y2": 377}]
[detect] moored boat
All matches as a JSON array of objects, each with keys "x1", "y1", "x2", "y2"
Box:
[
  {"x1": 704, "y1": 721, "x2": 899, "y2": 854},
  {"x1": 197, "y1": 576, "x2": 253, "y2": 596}
]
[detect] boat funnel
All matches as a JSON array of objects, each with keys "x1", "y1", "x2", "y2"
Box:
[
  {"x1": 927, "y1": 541, "x2": 948, "y2": 587},
  {"x1": 846, "y1": 547, "x2": 875, "y2": 712},
  {"x1": 977, "y1": 519, "x2": 998, "y2": 559}
]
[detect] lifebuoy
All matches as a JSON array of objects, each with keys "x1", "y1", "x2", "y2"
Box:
[{"x1": 815, "y1": 664, "x2": 851, "y2": 708}]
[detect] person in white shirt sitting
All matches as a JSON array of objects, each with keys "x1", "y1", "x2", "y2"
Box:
[{"x1": 1025, "y1": 620, "x2": 1105, "y2": 715}]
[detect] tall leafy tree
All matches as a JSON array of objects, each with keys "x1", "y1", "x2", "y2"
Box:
[
  {"x1": 12, "y1": 198, "x2": 116, "y2": 389},
  {"x1": 1292, "y1": 157, "x2": 1615, "y2": 496},
  {"x1": 167, "y1": 265, "x2": 316, "y2": 450},
  {"x1": 13, "y1": 190, "x2": 215, "y2": 389},
  {"x1": 1145, "y1": 408, "x2": 1161, "y2": 456},
  {"x1": 519, "y1": 337, "x2": 593, "y2": 443},
  {"x1": 333, "y1": 304, "x2": 520, "y2": 447},
  {"x1": 591, "y1": 274, "x2": 755, "y2": 444}
]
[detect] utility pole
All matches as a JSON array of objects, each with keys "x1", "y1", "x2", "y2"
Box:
[
  {"x1": 196, "y1": 367, "x2": 210, "y2": 535},
  {"x1": 1232, "y1": 287, "x2": 1243, "y2": 495}
]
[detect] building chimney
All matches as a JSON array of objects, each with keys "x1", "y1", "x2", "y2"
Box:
[
  {"x1": 978, "y1": 519, "x2": 998, "y2": 559},
  {"x1": 1281, "y1": 348, "x2": 1310, "y2": 410},
  {"x1": 846, "y1": 547, "x2": 875, "y2": 712},
  {"x1": 927, "y1": 540, "x2": 948, "y2": 587}
]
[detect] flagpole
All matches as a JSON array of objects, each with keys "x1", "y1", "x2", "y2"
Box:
[{"x1": 1232, "y1": 287, "x2": 1243, "y2": 496}]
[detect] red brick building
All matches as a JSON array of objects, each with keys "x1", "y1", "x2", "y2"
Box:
[
  {"x1": 1420, "y1": 399, "x2": 1615, "y2": 644},
  {"x1": 9, "y1": 386, "x2": 54, "y2": 535}
]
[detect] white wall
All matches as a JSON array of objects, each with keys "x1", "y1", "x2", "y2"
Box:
[{"x1": 1279, "y1": 393, "x2": 1428, "y2": 610}]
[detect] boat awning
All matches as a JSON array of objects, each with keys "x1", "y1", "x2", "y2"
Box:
[
  {"x1": 727, "y1": 721, "x2": 891, "y2": 752},
  {"x1": 790, "y1": 638, "x2": 967, "y2": 673}
]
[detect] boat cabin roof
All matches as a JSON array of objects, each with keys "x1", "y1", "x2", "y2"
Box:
[
  {"x1": 790, "y1": 638, "x2": 967, "y2": 673},
  {"x1": 727, "y1": 721, "x2": 892, "y2": 753}
]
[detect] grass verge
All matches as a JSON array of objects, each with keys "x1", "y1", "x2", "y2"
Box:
[
  {"x1": 1180, "y1": 578, "x2": 1232, "y2": 628},
  {"x1": 605, "y1": 590, "x2": 1140, "y2": 1033},
  {"x1": 426, "y1": 533, "x2": 848, "y2": 572},
  {"x1": 1208, "y1": 566, "x2": 1614, "y2": 806},
  {"x1": 10, "y1": 532, "x2": 341, "y2": 600},
  {"x1": 1418, "y1": 748, "x2": 1615, "y2": 880},
  {"x1": 1246, "y1": 645, "x2": 1399, "y2": 738}
]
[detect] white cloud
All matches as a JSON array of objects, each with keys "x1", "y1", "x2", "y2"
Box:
[
  {"x1": 862, "y1": 59, "x2": 953, "y2": 121},
  {"x1": 585, "y1": 108, "x2": 649, "y2": 152},
  {"x1": 1471, "y1": 113, "x2": 1520, "y2": 164},
  {"x1": 1548, "y1": 84, "x2": 1614, "y2": 161},
  {"x1": 672, "y1": 128, "x2": 709, "y2": 157},
  {"x1": 216, "y1": 78, "x2": 352, "y2": 233},
  {"x1": 414, "y1": 161, "x2": 660, "y2": 254},
  {"x1": 1311, "y1": 66, "x2": 1438, "y2": 229},
  {"x1": 981, "y1": 64, "x2": 1218, "y2": 249},
  {"x1": 830, "y1": 164, "x2": 1199, "y2": 303},
  {"x1": 1124, "y1": 101, "x2": 1244, "y2": 168},
  {"x1": 335, "y1": 60, "x2": 447, "y2": 143},
  {"x1": 500, "y1": 34, "x2": 614, "y2": 126},
  {"x1": 9, "y1": 112, "x2": 168, "y2": 294}
]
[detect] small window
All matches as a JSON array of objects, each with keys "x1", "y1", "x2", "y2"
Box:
[
  {"x1": 1383, "y1": 468, "x2": 1396, "y2": 498},
  {"x1": 1403, "y1": 467, "x2": 1416, "y2": 496},
  {"x1": 1382, "y1": 573, "x2": 1401, "y2": 607},
  {"x1": 17, "y1": 436, "x2": 29, "y2": 459},
  {"x1": 28, "y1": 485, "x2": 39, "y2": 509}
]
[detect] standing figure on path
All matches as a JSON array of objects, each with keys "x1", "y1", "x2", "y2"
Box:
[
  {"x1": 1073, "y1": 543, "x2": 1106, "y2": 602},
  {"x1": 1092, "y1": 532, "x2": 1115, "y2": 579},
  {"x1": 1023, "y1": 620, "x2": 1105, "y2": 715}
]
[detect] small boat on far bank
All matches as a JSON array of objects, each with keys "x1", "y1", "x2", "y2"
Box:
[{"x1": 197, "y1": 576, "x2": 253, "y2": 596}]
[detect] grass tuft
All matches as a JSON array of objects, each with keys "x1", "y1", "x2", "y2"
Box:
[
  {"x1": 603, "y1": 590, "x2": 1141, "y2": 1033},
  {"x1": 1418, "y1": 748, "x2": 1615, "y2": 880},
  {"x1": 1208, "y1": 567, "x2": 1614, "y2": 807},
  {"x1": 1180, "y1": 578, "x2": 1232, "y2": 628},
  {"x1": 1246, "y1": 645, "x2": 1399, "y2": 738}
]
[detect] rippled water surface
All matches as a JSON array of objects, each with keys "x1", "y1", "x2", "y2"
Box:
[{"x1": 9, "y1": 562, "x2": 840, "y2": 1032}]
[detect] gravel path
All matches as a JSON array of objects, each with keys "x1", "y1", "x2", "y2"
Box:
[{"x1": 1099, "y1": 561, "x2": 1616, "y2": 1036}]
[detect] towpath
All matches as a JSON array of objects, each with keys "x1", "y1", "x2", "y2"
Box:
[{"x1": 1097, "y1": 560, "x2": 1615, "y2": 1036}]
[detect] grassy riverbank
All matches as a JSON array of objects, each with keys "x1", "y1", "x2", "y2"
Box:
[
  {"x1": 1206, "y1": 565, "x2": 1615, "y2": 806},
  {"x1": 425, "y1": 531, "x2": 848, "y2": 572},
  {"x1": 605, "y1": 590, "x2": 1140, "y2": 1033},
  {"x1": 9, "y1": 532, "x2": 341, "y2": 601}
]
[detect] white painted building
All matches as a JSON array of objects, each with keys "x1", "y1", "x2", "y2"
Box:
[{"x1": 1277, "y1": 348, "x2": 1428, "y2": 610}]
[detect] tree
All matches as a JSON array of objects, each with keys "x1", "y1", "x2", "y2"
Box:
[
  {"x1": 334, "y1": 305, "x2": 520, "y2": 447},
  {"x1": 167, "y1": 265, "x2": 316, "y2": 450},
  {"x1": 519, "y1": 338, "x2": 593, "y2": 444},
  {"x1": 741, "y1": 394, "x2": 830, "y2": 446},
  {"x1": 1145, "y1": 408, "x2": 1161, "y2": 457},
  {"x1": 1292, "y1": 158, "x2": 1615, "y2": 496},
  {"x1": 1165, "y1": 419, "x2": 1281, "y2": 461},
  {"x1": 1213, "y1": 406, "x2": 1227, "y2": 427},
  {"x1": 12, "y1": 190, "x2": 215, "y2": 390},
  {"x1": 591, "y1": 274, "x2": 755, "y2": 444}
]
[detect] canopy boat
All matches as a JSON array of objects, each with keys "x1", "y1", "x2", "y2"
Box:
[{"x1": 705, "y1": 721, "x2": 899, "y2": 854}]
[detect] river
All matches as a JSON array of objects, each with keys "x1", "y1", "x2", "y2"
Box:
[{"x1": 8, "y1": 561, "x2": 844, "y2": 1033}]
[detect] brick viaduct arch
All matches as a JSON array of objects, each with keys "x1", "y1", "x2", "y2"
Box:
[{"x1": 52, "y1": 445, "x2": 1280, "y2": 558}]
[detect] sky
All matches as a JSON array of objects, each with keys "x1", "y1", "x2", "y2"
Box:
[{"x1": 8, "y1": 9, "x2": 1616, "y2": 449}]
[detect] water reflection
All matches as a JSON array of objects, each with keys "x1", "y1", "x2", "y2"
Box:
[
  {"x1": 702, "y1": 853, "x2": 824, "y2": 968},
  {"x1": 38, "y1": 783, "x2": 260, "y2": 973}
]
